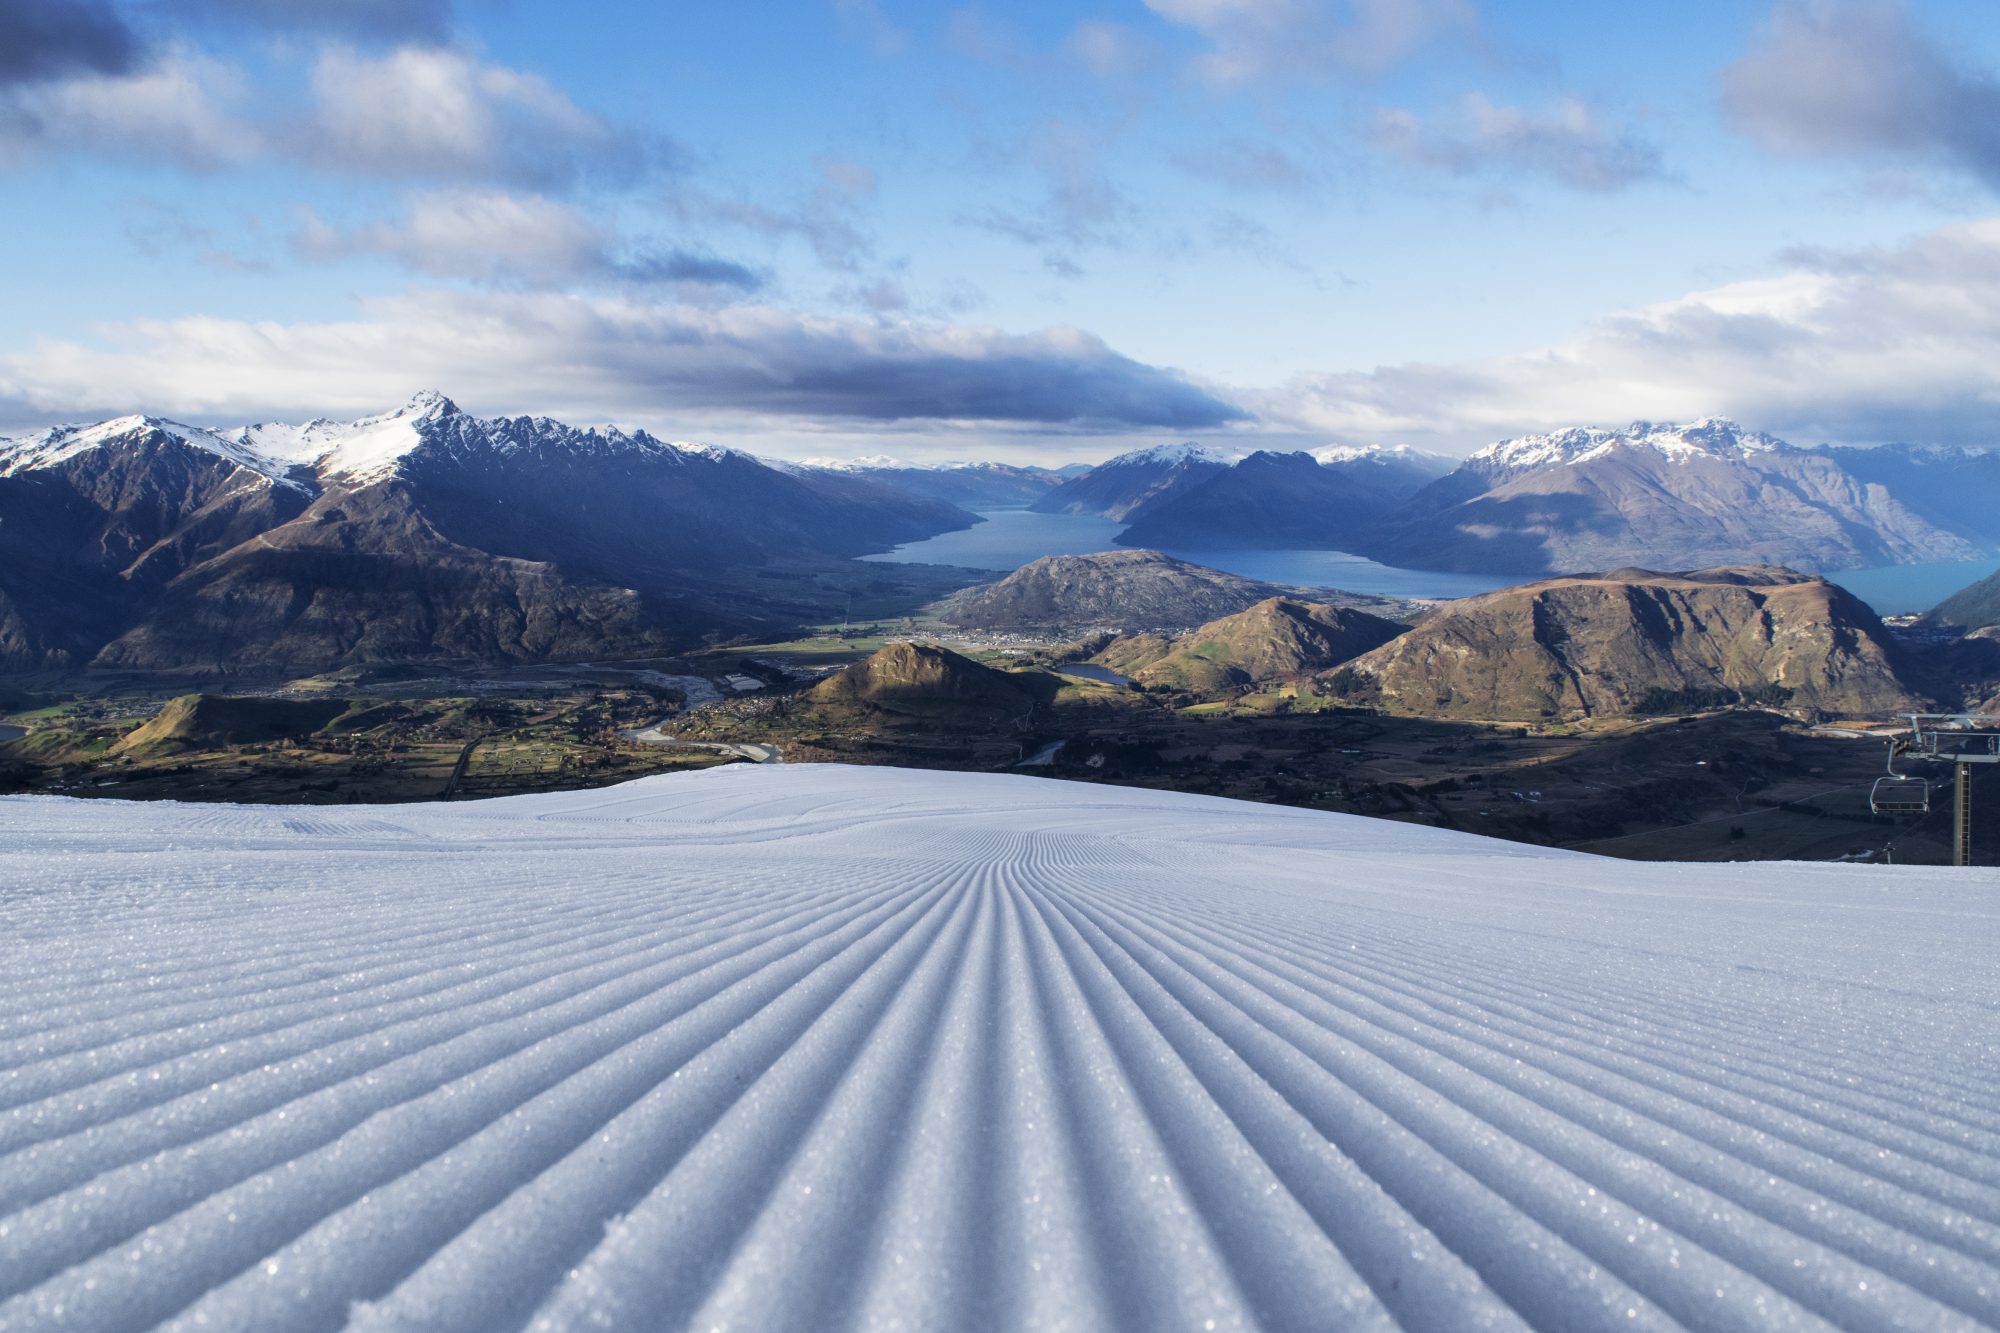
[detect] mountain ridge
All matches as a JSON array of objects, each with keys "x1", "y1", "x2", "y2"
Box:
[
  {"x1": 1361, "y1": 419, "x2": 1973, "y2": 576},
  {"x1": 0, "y1": 394, "x2": 977, "y2": 673}
]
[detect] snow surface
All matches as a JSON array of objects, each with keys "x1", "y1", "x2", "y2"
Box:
[
  {"x1": 3, "y1": 763, "x2": 1999, "y2": 1331},
  {"x1": 1473, "y1": 419, "x2": 1790, "y2": 472}
]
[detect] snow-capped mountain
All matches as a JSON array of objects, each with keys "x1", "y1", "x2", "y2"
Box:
[
  {"x1": 790, "y1": 455, "x2": 1066, "y2": 508},
  {"x1": 1468, "y1": 418, "x2": 1787, "y2": 478},
  {"x1": 1309, "y1": 442, "x2": 1457, "y2": 504},
  {"x1": 230, "y1": 391, "x2": 748, "y2": 484},
  {"x1": 1029, "y1": 441, "x2": 1242, "y2": 521},
  {"x1": 1826, "y1": 439, "x2": 2000, "y2": 546},
  {"x1": 1, "y1": 414, "x2": 308, "y2": 487},
  {"x1": 1100, "y1": 440, "x2": 1245, "y2": 468},
  {"x1": 3, "y1": 393, "x2": 752, "y2": 491},
  {"x1": 1361, "y1": 418, "x2": 1975, "y2": 576},
  {"x1": 0, "y1": 394, "x2": 974, "y2": 672},
  {"x1": 1308, "y1": 441, "x2": 1457, "y2": 471}
]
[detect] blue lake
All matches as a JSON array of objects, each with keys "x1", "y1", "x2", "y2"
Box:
[
  {"x1": 1055, "y1": 663, "x2": 1137, "y2": 687},
  {"x1": 864, "y1": 509, "x2": 1996, "y2": 614},
  {"x1": 1825, "y1": 559, "x2": 1999, "y2": 616},
  {"x1": 863, "y1": 509, "x2": 1515, "y2": 602}
]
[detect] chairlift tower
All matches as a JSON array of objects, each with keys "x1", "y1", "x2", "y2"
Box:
[{"x1": 1875, "y1": 714, "x2": 2000, "y2": 867}]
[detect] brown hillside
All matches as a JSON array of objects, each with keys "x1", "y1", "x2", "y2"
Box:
[
  {"x1": 1100, "y1": 597, "x2": 1405, "y2": 693},
  {"x1": 936, "y1": 550, "x2": 1301, "y2": 632},
  {"x1": 117, "y1": 694, "x2": 351, "y2": 757},
  {"x1": 1332, "y1": 566, "x2": 1919, "y2": 720},
  {"x1": 810, "y1": 642, "x2": 1039, "y2": 719}
]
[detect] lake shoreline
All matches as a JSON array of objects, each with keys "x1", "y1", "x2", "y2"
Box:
[{"x1": 865, "y1": 508, "x2": 1991, "y2": 614}]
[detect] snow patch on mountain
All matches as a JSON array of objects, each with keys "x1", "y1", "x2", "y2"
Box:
[
  {"x1": 1100, "y1": 440, "x2": 1243, "y2": 468},
  {"x1": 798, "y1": 456, "x2": 1042, "y2": 474},
  {"x1": 0, "y1": 414, "x2": 302, "y2": 485},
  {"x1": 1473, "y1": 418, "x2": 1789, "y2": 471},
  {"x1": 6, "y1": 392, "x2": 750, "y2": 489},
  {"x1": 233, "y1": 391, "x2": 461, "y2": 482},
  {"x1": 1310, "y1": 442, "x2": 1457, "y2": 473}
]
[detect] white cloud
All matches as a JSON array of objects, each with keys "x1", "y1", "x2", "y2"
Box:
[
  {"x1": 1144, "y1": 0, "x2": 1476, "y2": 86},
  {"x1": 0, "y1": 42, "x2": 661, "y2": 190},
  {"x1": 0, "y1": 289, "x2": 1245, "y2": 435},
  {"x1": 0, "y1": 48, "x2": 258, "y2": 170},
  {"x1": 296, "y1": 190, "x2": 605, "y2": 280},
  {"x1": 301, "y1": 45, "x2": 648, "y2": 188},
  {"x1": 294, "y1": 189, "x2": 764, "y2": 291},
  {"x1": 1372, "y1": 94, "x2": 1664, "y2": 193},
  {"x1": 1721, "y1": 1, "x2": 2000, "y2": 188},
  {"x1": 1262, "y1": 216, "x2": 2000, "y2": 449}
]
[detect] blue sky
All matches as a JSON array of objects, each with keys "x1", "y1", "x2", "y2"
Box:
[{"x1": 5, "y1": 0, "x2": 2000, "y2": 460}]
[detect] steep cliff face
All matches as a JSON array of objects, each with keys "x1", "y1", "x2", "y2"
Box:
[{"x1": 1334, "y1": 566, "x2": 1920, "y2": 720}]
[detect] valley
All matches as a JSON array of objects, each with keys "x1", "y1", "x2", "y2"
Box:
[
  {"x1": 8, "y1": 398, "x2": 2000, "y2": 867},
  {"x1": 8, "y1": 605, "x2": 1975, "y2": 866}
]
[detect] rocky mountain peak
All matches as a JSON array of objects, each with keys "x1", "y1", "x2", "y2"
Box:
[{"x1": 400, "y1": 389, "x2": 459, "y2": 420}]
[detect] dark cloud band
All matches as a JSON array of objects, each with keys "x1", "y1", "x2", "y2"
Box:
[{"x1": 0, "y1": 0, "x2": 138, "y2": 85}]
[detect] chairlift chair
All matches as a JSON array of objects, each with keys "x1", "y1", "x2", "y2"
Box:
[
  {"x1": 1869, "y1": 775, "x2": 1930, "y2": 817},
  {"x1": 1869, "y1": 732, "x2": 1931, "y2": 816}
]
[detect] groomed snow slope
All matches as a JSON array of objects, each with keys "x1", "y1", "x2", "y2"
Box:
[{"x1": 4, "y1": 765, "x2": 1999, "y2": 1332}]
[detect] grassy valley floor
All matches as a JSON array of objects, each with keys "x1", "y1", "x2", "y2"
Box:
[{"x1": 0, "y1": 626, "x2": 1974, "y2": 865}]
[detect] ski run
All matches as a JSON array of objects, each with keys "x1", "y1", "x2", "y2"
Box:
[{"x1": 3, "y1": 763, "x2": 1999, "y2": 1331}]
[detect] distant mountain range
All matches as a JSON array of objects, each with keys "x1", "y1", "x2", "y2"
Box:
[
  {"x1": 1030, "y1": 441, "x2": 1452, "y2": 545},
  {"x1": 1030, "y1": 441, "x2": 1242, "y2": 522},
  {"x1": 1828, "y1": 442, "x2": 2000, "y2": 548},
  {"x1": 0, "y1": 393, "x2": 975, "y2": 673},
  {"x1": 1013, "y1": 422, "x2": 1987, "y2": 579},
  {"x1": 791, "y1": 456, "x2": 1074, "y2": 508},
  {"x1": 1117, "y1": 451, "x2": 1410, "y2": 550},
  {"x1": 9, "y1": 393, "x2": 1999, "y2": 680},
  {"x1": 1360, "y1": 420, "x2": 1974, "y2": 575}
]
